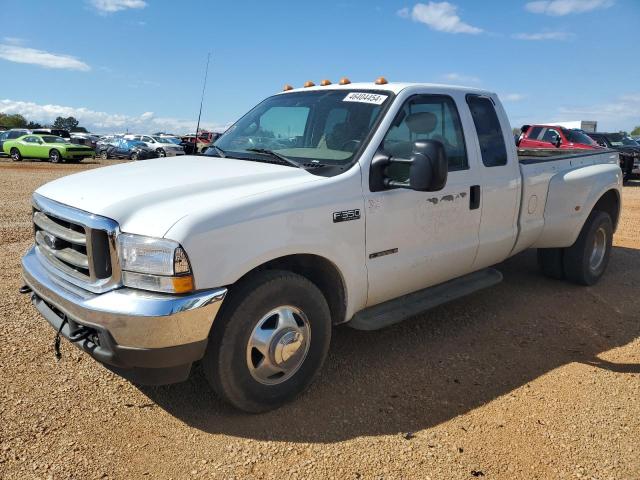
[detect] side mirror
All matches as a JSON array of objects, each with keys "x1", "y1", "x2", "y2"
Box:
[{"x1": 370, "y1": 140, "x2": 448, "y2": 192}]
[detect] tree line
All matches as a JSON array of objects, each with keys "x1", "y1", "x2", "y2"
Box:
[{"x1": 0, "y1": 113, "x2": 88, "y2": 133}]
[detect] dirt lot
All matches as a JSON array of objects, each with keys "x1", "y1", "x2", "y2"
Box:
[{"x1": 0, "y1": 159, "x2": 638, "y2": 480}]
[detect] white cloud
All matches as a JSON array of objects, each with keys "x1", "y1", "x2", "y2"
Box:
[
  {"x1": 501, "y1": 93, "x2": 526, "y2": 102},
  {"x1": 0, "y1": 99, "x2": 231, "y2": 135},
  {"x1": 2, "y1": 37, "x2": 24, "y2": 45},
  {"x1": 512, "y1": 31, "x2": 574, "y2": 40},
  {"x1": 556, "y1": 94, "x2": 640, "y2": 123},
  {"x1": 90, "y1": 0, "x2": 147, "y2": 13},
  {"x1": 525, "y1": 0, "x2": 614, "y2": 16},
  {"x1": 398, "y1": 2, "x2": 483, "y2": 34},
  {"x1": 441, "y1": 72, "x2": 480, "y2": 84},
  {"x1": 0, "y1": 44, "x2": 90, "y2": 71}
]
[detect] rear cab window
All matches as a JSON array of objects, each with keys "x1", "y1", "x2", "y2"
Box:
[{"x1": 466, "y1": 95, "x2": 508, "y2": 167}]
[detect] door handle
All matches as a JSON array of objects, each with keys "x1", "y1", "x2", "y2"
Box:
[{"x1": 470, "y1": 185, "x2": 480, "y2": 210}]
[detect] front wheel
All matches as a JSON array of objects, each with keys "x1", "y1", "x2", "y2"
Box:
[
  {"x1": 156, "y1": 149, "x2": 166, "y2": 157},
  {"x1": 202, "y1": 270, "x2": 332, "y2": 413},
  {"x1": 563, "y1": 211, "x2": 613, "y2": 286},
  {"x1": 49, "y1": 149, "x2": 62, "y2": 163},
  {"x1": 130, "y1": 152, "x2": 139, "y2": 161},
  {"x1": 100, "y1": 150, "x2": 109, "y2": 160},
  {"x1": 10, "y1": 148, "x2": 22, "y2": 162}
]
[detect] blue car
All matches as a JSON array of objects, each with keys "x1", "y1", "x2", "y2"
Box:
[{"x1": 97, "y1": 138, "x2": 158, "y2": 160}]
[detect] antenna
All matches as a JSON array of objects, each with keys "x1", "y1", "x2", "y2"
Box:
[{"x1": 194, "y1": 52, "x2": 211, "y2": 154}]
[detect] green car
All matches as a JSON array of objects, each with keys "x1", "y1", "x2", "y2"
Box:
[{"x1": 2, "y1": 134, "x2": 95, "y2": 163}]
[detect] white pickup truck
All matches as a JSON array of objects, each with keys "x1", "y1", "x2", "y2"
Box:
[{"x1": 22, "y1": 81, "x2": 622, "y2": 412}]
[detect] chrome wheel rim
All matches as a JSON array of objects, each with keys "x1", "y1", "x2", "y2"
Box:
[
  {"x1": 11, "y1": 150, "x2": 19, "y2": 161},
  {"x1": 50, "y1": 152, "x2": 59, "y2": 163},
  {"x1": 589, "y1": 227, "x2": 607, "y2": 272},
  {"x1": 246, "y1": 305, "x2": 311, "y2": 385}
]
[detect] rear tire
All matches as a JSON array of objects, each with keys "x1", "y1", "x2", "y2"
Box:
[
  {"x1": 156, "y1": 149, "x2": 166, "y2": 157},
  {"x1": 563, "y1": 210, "x2": 612, "y2": 286},
  {"x1": 130, "y1": 152, "x2": 139, "y2": 161},
  {"x1": 537, "y1": 248, "x2": 564, "y2": 280},
  {"x1": 202, "y1": 270, "x2": 332, "y2": 413},
  {"x1": 10, "y1": 148, "x2": 22, "y2": 162},
  {"x1": 100, "y1": 150, "x2": 109, "y2": 160}
]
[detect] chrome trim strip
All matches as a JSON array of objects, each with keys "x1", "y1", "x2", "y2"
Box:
[
  {"x1": 23, "y1": 246, "x2": 227, "y2": 349},
  {"x1": 33, "y1": 211, "x2": 86, "y2": 245}
]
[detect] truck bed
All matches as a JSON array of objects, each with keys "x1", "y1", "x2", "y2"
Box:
[{"x1": 511, "y1": 148, "x2": 620, "y2": 255}]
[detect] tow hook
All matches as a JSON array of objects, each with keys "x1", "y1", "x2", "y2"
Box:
[{"x1": 19, "y1": 285, "x2": 32, "y2": 294}]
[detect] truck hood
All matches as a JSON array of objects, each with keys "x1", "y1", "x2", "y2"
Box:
[{"x1": 36, "y1": 156, "x2": 321, "y2": 238}]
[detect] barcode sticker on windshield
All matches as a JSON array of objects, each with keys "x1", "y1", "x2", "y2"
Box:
[{"x1": 343, "y1": 92, "x2": 388, "y2": 105}]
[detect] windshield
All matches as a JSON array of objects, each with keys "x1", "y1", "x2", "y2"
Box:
[
  {"x1": 621, "y1": 137, "x2": 639, "y2": 146},
  {"x1": 606, "y1": 133, "x2": 624, "y2": 146},
  {"x1": 152, "y1": 136, "x2": 174, "y2": 143},
  {"x1": 561, "y1": 128, "x2": 597, "y2": 145},
  {"x1": 210, "y1": 90, "x2": 391, "y2": 167}
]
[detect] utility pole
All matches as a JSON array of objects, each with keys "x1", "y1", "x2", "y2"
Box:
[{"x1": 194, "y1": 52, "x2": 211, "y2": 154}]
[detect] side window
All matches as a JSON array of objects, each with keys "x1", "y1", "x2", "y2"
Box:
[
  {"x1": 541, "y1": 128, "x2": 560, "y2": 143},
  {"x1": 594, "y1": 137, "x2": 607, "y2": 147},
  {"x1": 528, "y1": 126, "x2": 543, "y2": 139},
  {"x1": 143, "y1": 136, "x2": 153, "y2": 142},
  {"x1": 381, "y1": 95, "x2": 468, "y2": 182},
  {"x1": 24, "y1": 136, "x2": 38, "y2": 143},
  {"x1": 466, "y1": 95, "x2": 508, "y2": 167}
]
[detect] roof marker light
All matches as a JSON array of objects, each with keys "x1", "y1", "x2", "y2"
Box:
[
  {"x1": 320, "y1": 79, "x2": 332, "y2": 86},
  {"x1": 283, "y1": 84, "x2": 294, "y2": 91},
  {"x1": 375, "y1": 77, "x2": 388, "y2": 85},
  {"x1": 339, "y1": 77, "x2": 351, "y2": 85},
  {"x1": 303, "y1": 81, "x2": 315, "y2": 88}
]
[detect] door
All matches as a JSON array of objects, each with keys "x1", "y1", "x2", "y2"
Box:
[
  {"x1": 22, "y1": 136, "x2": 45, "y2": 158},
  {"x1": 365, "y1": 94, "x2": 481, "y2": 306},
  {"x1": 465, "y1": 95, "x2": 520, "y2": 269}
]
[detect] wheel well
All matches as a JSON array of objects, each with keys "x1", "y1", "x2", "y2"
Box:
[
  {"x1": 237, "y1": 254, "x2": 347, "y2": 324},
  {"x1": 49, "y1": 149, "x2": 59, "y2": 155},
  {"x1": 592, "y1": 189, "x2": 620, "y2": 231}
]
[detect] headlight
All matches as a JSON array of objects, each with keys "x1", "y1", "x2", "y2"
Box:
[{"x1": 117, "y1": 233, "x2": 194, "y2": 293}]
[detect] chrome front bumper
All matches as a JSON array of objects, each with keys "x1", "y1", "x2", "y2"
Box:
[{"x1": 22, "y1": 246, "x2": 226, "y2": 350}]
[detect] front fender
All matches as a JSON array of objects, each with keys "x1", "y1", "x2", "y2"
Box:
[{"x1": 534, "y1": 162, "x2": 622, "y2": 248}]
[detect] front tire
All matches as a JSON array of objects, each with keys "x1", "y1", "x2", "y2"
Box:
[
  {"x1": 10, "y1": 148, "x2": 22, "y2": 162},
  {"x1": 130, "y1": 152, "x2": 139, "y2": 161},
  {"x1": 156, "y1": 149, "x2": 166, "y2": 157},
  {"x1": 202, "y1": 270, "x2": 332, "y2": 413},
  {"x1": 100, "y1": 150, "x2": 109, "y2": 160},
  {"x1": 563, "y1": 211, "x2": 613, "y2": 286},
  {"x1": 49, "y1": 149, "x2": 62, "y2": 163}
]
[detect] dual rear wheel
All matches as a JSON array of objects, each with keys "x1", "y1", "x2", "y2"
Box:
[{"x1": 538, "y1": 210, "x2": 613, "y2": 285}]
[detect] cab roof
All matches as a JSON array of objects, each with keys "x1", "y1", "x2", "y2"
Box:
[{"x1": 277, "y1": 81, "x2": 494, "y2": 97}]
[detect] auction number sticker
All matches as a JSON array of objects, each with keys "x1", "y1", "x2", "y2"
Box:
[{"x1": 343, "y1": 92, "x2": 388, "y2": 105}]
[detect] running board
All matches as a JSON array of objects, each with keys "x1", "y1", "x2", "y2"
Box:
[{"x1": 348, "y1": 268, "x2": 503, "y2": 331}]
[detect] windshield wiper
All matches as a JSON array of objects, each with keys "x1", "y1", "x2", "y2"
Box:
[
  {"x1": 209, "y1": 145, "x2": 226, "y2": 157},
  {"x1": 245, "y1": 148, "x2": 301, "y2": 169}
]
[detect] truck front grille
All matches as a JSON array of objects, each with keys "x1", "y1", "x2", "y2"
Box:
[{"x1": 32, "y1": 194, "x2": 121, "y2": 293}]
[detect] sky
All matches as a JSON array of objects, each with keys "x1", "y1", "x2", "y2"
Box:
[{"x1": 0, "y1": 0, "x2": 638, "y2": 134}]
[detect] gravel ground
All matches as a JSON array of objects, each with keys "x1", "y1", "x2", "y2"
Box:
[{"x1": 0, "y1": 159, "x2": 638, "y2": 480}]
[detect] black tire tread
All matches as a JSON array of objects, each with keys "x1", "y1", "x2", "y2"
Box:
[{"x1": 563, "y1": 210, "x2": 612, "y2": 286}]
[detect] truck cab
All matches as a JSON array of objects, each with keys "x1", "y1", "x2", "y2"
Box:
[{"x1": 21, "y1": 80, "x2": 622, "y2": 412}]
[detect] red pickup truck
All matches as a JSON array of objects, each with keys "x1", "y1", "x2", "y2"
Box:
[{"x1": 518, "y1": 125, "x2": 601, "y2": 150}]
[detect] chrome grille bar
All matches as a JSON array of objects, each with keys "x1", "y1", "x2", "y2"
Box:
[
  {"x1": 35, "y1": 231, "x2": 89, "y2": 269},
  {"x1": 33, "y1": 211, "x2": 86, "y2": 245}
]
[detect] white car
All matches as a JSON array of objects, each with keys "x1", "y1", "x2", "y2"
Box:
[
  {"x1": 125, "y1": 134, "x2": 185, "y2": 157},
  {"x1": 22, "y1": 81, "x2": 621, "y2": 413}
]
